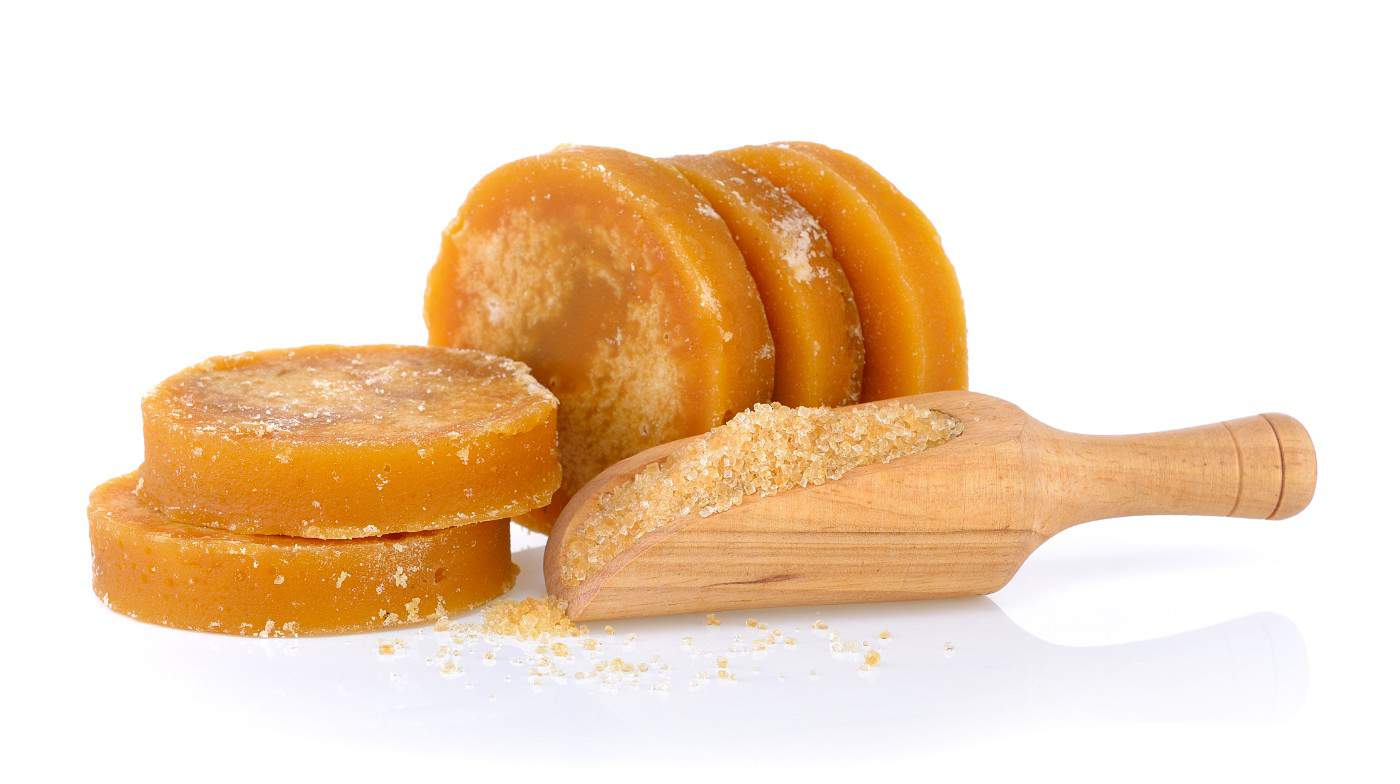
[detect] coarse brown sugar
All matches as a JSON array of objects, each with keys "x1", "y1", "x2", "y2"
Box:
[
  {"x1": 479, "y1": 596, "x2": 582, "y2": 640},
  {"x1": 559, "y1": 401, "x2": 962, "y2": 587}
]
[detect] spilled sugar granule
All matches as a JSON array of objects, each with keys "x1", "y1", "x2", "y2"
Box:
[
  {"x1": 392, "y1": 607, "x2": 890, "y2": 694},
  {"x1": 559, "y1": 401, "x2": 962, "y2": 587},
  {"x1": 479, "y1": 597, "x2": 584, "y2": 640}
]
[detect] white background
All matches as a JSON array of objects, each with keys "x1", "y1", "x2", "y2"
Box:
[{"x1": 3, "y1": 1, "x2": 1397, "y2": 780}]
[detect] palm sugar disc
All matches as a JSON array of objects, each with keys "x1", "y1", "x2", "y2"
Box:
[
  {"x1": 426, "y1": 146, "x2": 774, "y2": 531},
  {"x1": 716, "y1": 143, "x2": 968, "y2": 399},
  {"x1": 667, "y1": 154, "x2": 864, "y2": 407},
  {"x1": 90, "y1": 474, "x2": 517, "y2": 636},
  {"x1": 139, "y1": 345, "x2": 560, "y2": 538}
]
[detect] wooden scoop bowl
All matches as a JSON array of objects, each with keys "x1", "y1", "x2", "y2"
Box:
[{"x1": 543, "y1": 392, "x2": 1316, "y2": 621}]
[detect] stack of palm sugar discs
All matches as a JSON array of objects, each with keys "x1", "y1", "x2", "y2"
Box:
[
  {"x1": 426, "y1": 142, "x2": 967, "y2": 533},
  {"x1": 88, "y1": 345, "x2": 561, "y2": 636}
]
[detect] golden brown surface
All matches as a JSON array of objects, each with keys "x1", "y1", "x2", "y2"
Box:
[
  {"x1": 666, "y1": 154, "x2": 864, "y2": 407},
  {"x1": 139, "y1": 345, "x2": 559, "y2": 538},
  {"x1": 716, "y1": 143, "x2": 968, "y2": 399},
  {"x1": 426, "y1": 146, "x2": 774, "y2": 532},
  {"x1": 89, "y1": 473, "x2": 517, "y2": 636}
]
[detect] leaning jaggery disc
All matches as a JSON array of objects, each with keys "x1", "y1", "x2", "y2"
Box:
[
  {"x1": 425, "y1": 145, "x2": 775, "y2": 532},
  {"x1": 665, "y1": 154, "x2": 864, "y2": 407},
  {"x1": 715, "y1": 143, "x2": 968, "y2": 399},
  {"x1": 90, "y1": 474, "x2": 516, "y2": 636},
  {"x1": 139, "y1": 345, "x2": 560, "y2": 538}
]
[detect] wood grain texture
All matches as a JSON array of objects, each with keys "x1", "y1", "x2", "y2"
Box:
[{"x1": 543, "y1": 391, "x2": 1316, "y2": 621}]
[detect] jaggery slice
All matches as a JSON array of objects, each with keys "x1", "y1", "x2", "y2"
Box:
[
  {"x1": 89, "y1": 473, "x2": 517, "y2": 636},
  {"x1": 666, "y1": 154, "x2": 864, "y2": 407},
  {"x1": 715, "y1": 143, "x2": 968, "y2": 399},
  {"x1": 557, "y1": 402, "x2": 963, "y2": 588},
  {"x1": 425, "y1": 145, "x2": 774, "y2": 532},
  {"x1": 139, "y1": 345, "x2": 559, "y2": 538},
  {"x1": 785, "y1": 141, "x2": 967, "y2": 390}
]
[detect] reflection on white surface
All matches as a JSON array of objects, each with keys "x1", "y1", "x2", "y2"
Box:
[{"x1": 84, "y1": 542, "x2": 1306, "y2": 761}]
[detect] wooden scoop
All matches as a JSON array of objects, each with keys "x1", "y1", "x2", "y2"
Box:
[{"x1": 543, "y1": 392, "x2": 1316, "y2": 621}]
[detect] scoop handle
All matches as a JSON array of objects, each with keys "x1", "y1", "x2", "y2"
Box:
[{"x1": 1040, "y1": 413, "x2": 1316, "y2": 531}]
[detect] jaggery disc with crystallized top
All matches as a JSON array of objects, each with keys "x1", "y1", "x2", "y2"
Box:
[
  {"x1": 425, "y1": 146, "x2": 774, "y2": 533},
  {"x1": 138, "y1": 345, "x2": 560, "y2": 539},
  {"x1": 715, "y1": 143, "x2": 968, "y2": 399},
  {"x1": 666, "y1": 154, "x2": 864, "y2": 407},
  {"x1": 90, "y1": 473, "x2": 517, "y2": 636}
]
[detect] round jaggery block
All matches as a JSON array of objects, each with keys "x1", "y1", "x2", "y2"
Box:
[
  {"x1": 139, "y1": 345, "x2": 560, "y2": 539},
  {"x1": 715, "y1": 143, "x2": 968, "y2": 399},
  {"x1": 89, "y1": 473, "x2": 517, "y2": 636},
  {"x1": 425, "y1": 145, "x2": 774, "y2": 532},
  {"x1": 665, "y1": 154, "x2": 864, "y2": 407}
]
